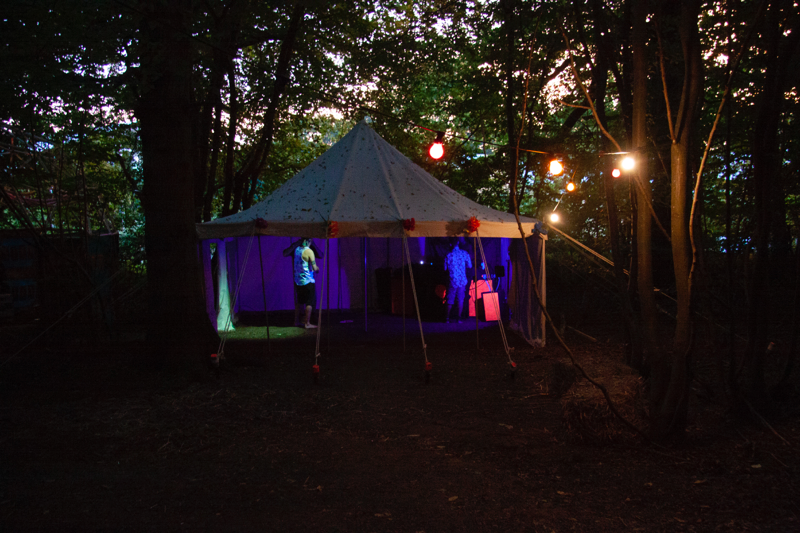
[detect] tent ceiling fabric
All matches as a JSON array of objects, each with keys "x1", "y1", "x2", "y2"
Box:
[{"x1": 197, "y1": 120, "x2": 540, "y2": 240}]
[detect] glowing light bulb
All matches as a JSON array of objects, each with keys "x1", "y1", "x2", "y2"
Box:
[
  {"x1": 621, "y1": 156, "x2": 635, "y2": 171},
  {"x1": 550, "y1": 212, "x2": 560, "y2": 223},
  {"x1": 566, "y1": 182, "x2": 576, "y2": 192},
  {"x1": 612, "y1": 168, "x2": 621, "y2": 178},
  {"x1": 429, "y1": 142, "x2": 444, "y2": 160},
  {"x1": 549, "y1": 160, "x2": 563, "y2": 175}
]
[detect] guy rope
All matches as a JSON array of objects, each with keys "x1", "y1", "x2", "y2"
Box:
[{"x1": 475, "y1": 230, "x2": 516, "y2": 376}]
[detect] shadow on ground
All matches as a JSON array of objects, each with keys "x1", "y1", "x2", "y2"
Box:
[{"x1": 1, "y1": 312, "x2": 798, "y2": 531}]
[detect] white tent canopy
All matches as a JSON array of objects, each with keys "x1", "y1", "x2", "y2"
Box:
[
  {"x1": 196, "y1": 120, "x2": 539, "y2": 240},
  {"x1": 196, "y1": 120, "x2": 546, "y2": 347}
]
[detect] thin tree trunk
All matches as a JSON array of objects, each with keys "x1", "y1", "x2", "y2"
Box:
[
  {"x1": 502, "y1": 0, "x2": 517, "y2": 213},
  {"x1": 671, "y1": 137, "x2": 692, "y2": 355},
  {"x1": 203, "y1": 98, "x2": 224, "y2": 222},
  {"x1": 649, "y1": 0, "x2": 703, "y2": 442},
  {"x1": 220, "y1": 68, "x2": 238, "y2": 217},
  {"x1": 195, "y1": 57, "x2": 227, "y2": 222},
  {"x1": 745, "y1": 0, "x2": 800, "y2": 405},
  {"x1": 724, "y1": 20, "x2": 736, "y2": 397},
  {"x1": 243, "y1": 2, "x2": 305, "y2": 209},
  {"x1": 604, "y1": 169, "x2": 637, "y2": 360},
  {"x1": 632, "y1": 0, "x2": 656, "y2": 371},
  {"x1": 592, "y1": 0, "x2": 639, "y2": 362}
]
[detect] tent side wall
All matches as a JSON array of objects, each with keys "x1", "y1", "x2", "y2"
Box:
[
  {"x1": 201, "y1": 236, "x2": 529, "y2": 331},
  {"x1": 508, "y1": 235, "x2": 546, "y2": 346}
]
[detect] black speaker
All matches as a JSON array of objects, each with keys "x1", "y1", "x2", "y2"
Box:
[{"x1": 494, "y1": 265, "x2": 505, "y2": 278}]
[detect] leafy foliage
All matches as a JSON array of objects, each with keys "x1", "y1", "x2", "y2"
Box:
[{"x1": 2, "y1": 0, "x2": 800, "y2": 370}]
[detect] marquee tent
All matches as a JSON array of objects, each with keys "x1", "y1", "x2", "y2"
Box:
[{"x1": 196, "y1": 120, "x2": 547, "y2": 346}]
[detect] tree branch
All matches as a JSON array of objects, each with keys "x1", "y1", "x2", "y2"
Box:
[
  {"x1": 561, "y1": 29, "x2": 623, "y2": 152},
  {"x1": 655, "y1": 18, "x2": 676, "y2": 141},
  {"x1": 557, "y1": 99, "x2": 590, "y2": 110}
]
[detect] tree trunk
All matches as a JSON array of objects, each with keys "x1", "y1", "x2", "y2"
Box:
[
  {"x1": 604, "y1": 169, "x2": 638, "y2": 361},
  {"x1": 203, "y1": 98, "x2": 224, "y2": 222},
  {"x1": 135, "y1": 0, "x2": 218, "y2": 372},
  {"x1": 502, "y1": 0, "x2": 518, "y2": 212},
  {"x1": 220, "y1": 68, "x2": 238, "y2": 217},
  {"x1": 745, "y1": 0, "x2": 800, "y2": 405},
  {"x1": 195, "y1": 54, "x2": 228, "y2": 222},
  {"x1": 243, "y1": 2, "x2": 305, "y2": 210},
  {"x1": 649, "y1": 0, "x2": 703, "y2": 441},
  {"x1": 590, "y1": 0, "x2": 640, "y2": 362},
  {"x1": 632, "y1": 0, "x2": 656, "y2": 371},
  {"x1": 671, "y1": 137, "x2": 692, "y2": 356}
]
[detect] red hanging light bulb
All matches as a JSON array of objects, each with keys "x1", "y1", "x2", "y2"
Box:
[{"x1": 429, "y1": 131, "x2": 445, "y2": 160}]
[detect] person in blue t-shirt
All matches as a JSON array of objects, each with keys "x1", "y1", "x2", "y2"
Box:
[
  {"x1": 444, "y1": 239, "x2": 472, "y2": 323},
  {"x1": 283, "y1": 238, "x2": 323, "y2": 327}
]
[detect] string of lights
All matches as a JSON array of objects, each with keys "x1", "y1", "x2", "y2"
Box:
[
  {"x1": 301, "y1": 90, "x2": 647, "y2": 226},
  {"x1": 299, "y1": 89, "x2": 639, "y2": 225},
  {"x1": 308, "y1": 89, "x2": 636, "y2": 172}
]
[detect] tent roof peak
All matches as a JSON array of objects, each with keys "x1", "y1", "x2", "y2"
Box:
[{"x1": 197, "y1": 122, "x2": 540, "y2": 240}]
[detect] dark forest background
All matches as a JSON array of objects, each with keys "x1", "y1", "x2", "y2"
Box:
[{"x1": 1, "y1": 0, "x2": 799, "y2": 442}]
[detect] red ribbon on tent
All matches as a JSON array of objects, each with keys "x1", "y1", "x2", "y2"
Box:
[
  {"x1": 254, "y1": 218, "x2": 268, "y2": 229},
  {"x1": 403, "y1": 218, "x2": 416, "y2": 232},
  {"x1": 328, "y1": 221, "x2": 339, "y2": 238},
  {"x1": 466, "y1": 216, "x2": 480, "y2": 233}
]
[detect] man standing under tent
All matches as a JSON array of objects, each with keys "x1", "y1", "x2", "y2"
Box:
[
  {"x1": 283, "y1": 239, "x2": 323, "y2": 327},
  {"x1": 444, "y1": 238, "x2": 472, "y2": 324},
  {"x1": 293, "y1": 238, "x2": 319, "y2": 329}
]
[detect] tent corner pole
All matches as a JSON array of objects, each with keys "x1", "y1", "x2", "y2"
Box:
[
  {"x1": 327, "y1": 238, "x2": 331, "y2": 355},
  {"x1": 402, "y1": 235, "x2": 406, "y2": 353},
  {"x1": 364, "y1": 237, "x2": 368, "y2": 332},
  {"x1": 257, "y1": 236, "x2": 271, "y2": 353},
  {"x1": 474, "y1": 237, "x2": 479, "y2": 350}
]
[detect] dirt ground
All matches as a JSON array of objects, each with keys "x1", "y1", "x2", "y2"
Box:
[{"x1": 1, "y1": 313, "x2": 799, "y2": 532}]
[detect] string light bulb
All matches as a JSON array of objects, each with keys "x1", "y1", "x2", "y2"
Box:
[
  {"x1": 549, "y1": 212, "x2": 560, "y2": 223},
  {"x1": 612, "y1": 168, "x2": 621, "y2": 178},
  {"x1": 549, "y1": 159, "x2": 564, "y2": 175},
  {"x1": 621, "y1": 156, "x2": 636, "y2": 171},
  {"x1": 566, "y1": 182, "x2": 576, "y2": 192},
  {"x1": 429, "y1": 131, "x2": 445, "y2": 160}
]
